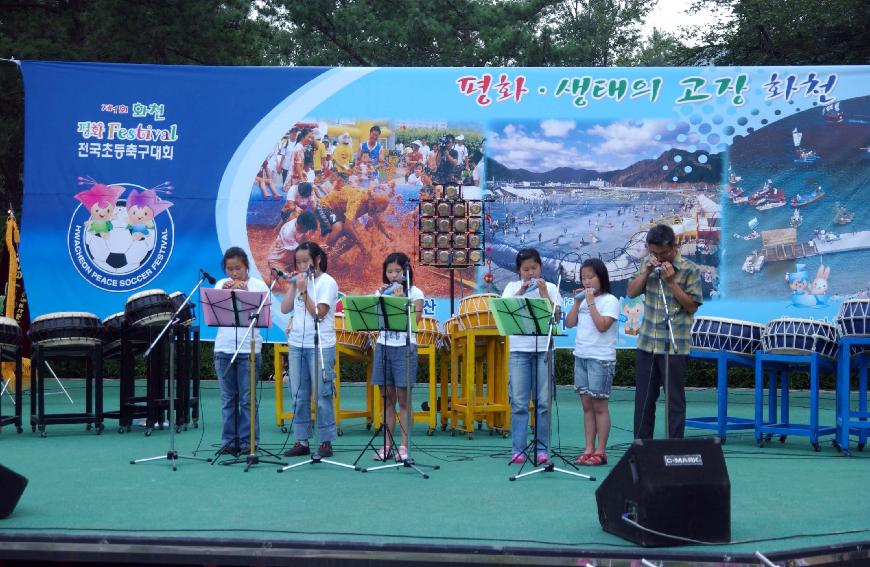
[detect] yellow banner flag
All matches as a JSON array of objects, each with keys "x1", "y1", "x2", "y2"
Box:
[{"x1": 2, "y1": 211, "x2": 31, "y2": 391}]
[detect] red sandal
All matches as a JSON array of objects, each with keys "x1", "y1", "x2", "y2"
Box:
[
  {"x1": 574, "y1": 454, "x2": 593, "y2": 465},
  {"x1": 584, "y1": 453, "x2": 608, "y2": 466}
]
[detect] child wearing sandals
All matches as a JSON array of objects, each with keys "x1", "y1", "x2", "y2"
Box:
[
  {"x1": 565, "y1": 258, "x2": 619, "y2": 467},
  {"x1": 370, "y1": 252, "x2": 425, "y2": 462}
]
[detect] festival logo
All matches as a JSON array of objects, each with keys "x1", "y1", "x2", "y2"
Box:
[{"x1": 67, "y1": 177, "x2": 175, "y2": 292}]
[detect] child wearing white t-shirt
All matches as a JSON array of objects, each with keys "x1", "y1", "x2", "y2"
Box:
[
  {"x1": 564, "y1": 258, "x2": 619, "y2": 467},
  {"x1": 279, "y1": 242, "x2": 340, "y2": 459},
  {"x1": 369, "y1": 252, "x2": 424, "y2": 462}
]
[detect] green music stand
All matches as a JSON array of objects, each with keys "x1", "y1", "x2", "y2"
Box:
[
  {"x1": 489, "y1": 296, "x2": 594, "y2": 482},
  {"x1": 342, "y1": 295, "x2": 417, "y2": 334}
]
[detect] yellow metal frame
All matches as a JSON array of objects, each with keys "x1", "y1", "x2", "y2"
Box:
[
  {"x1": 273, "y1": 343, "x2": 374, "y2": 434},
  {"x1": 444, "y1": 328, "x2": 510, "y2": 438}
]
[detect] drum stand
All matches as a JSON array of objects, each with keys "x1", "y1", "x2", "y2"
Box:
[
  {"x1": 4, "y1": 362, "x2": 75, "y2": 406},
  {"x1": 131, "y1": 272, "x2": 212, "y2": 470},
  {"x1": 510, "y1": 271, "x2": 593, "y2": 483},
  {"x1": 216, "y1": 279, "x2": 286, "y2": 471},
  {"x1": 279, "y1": 270, "x2": 356, "y2": 474},
  {"x1": 656, "y1": 274, "x2": 679, "y2": 439}
]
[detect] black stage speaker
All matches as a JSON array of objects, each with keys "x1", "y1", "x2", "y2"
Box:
[
  {"x1": 0, "y1": 464, "x2": 28, "y2": 519},
  {"x1": 595, "y1": 438, "x2": 730, "y2": 547}
]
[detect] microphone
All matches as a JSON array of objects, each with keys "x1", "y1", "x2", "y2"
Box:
[
  {"x1": 653, "y1": 266, "x2": 662, "y2": 276},
  {"x1": 272, "y1": 267, "x2": 294, "y2": 281},
  {"x1": 200, "y1": 269, "x2": 216, "y2": 285},
  {"x1": 307, "y1": 265, "x2": 316, "y2": 277}
]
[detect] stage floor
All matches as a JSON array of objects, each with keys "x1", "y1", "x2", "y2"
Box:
[{"x1": 1, "y1": 380, "x2": 869, "y2": 565}]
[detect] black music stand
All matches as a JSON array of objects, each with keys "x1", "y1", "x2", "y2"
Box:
[
  {"x1": 200, "y1": 286, "x2": 286, "y2": 471},
  {"x1": 278, "y1": 271, "x2": 357, "y2": 474},
  {"x1": 489, "y1": 294, "x2": 593, "y2": 482},
  {"x1": 131, "y1": 273, "x2": 212, "y2": 470}
]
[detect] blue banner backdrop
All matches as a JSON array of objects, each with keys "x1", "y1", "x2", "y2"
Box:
[{"x1": 19, "y1": 62, "x2": 870, "y2": 345}]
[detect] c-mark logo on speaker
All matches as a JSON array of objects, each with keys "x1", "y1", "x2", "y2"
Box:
[{"x1": 663, "y1": 454, "x2": 703, "y2": 466}]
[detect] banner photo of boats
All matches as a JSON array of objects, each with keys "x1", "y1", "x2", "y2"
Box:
[
  {"x1": 485, "y1": 119, "x2": 722, "y2": 348},
  {"x1": 725, "y1": 95, "x2": 870, "y2": 312}
]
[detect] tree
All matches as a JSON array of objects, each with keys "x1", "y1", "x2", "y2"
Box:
[
  {"x1": 540, "y1": 0, "x2": 656, "y2": 66},
  {"x1": 679, "y1": 0, "x2": 870, "y2": 66},
  {"x1": 621, "y1": 28, "x2": 685, "y2": 66},
  {"x1": 256, "y1": 0, "x2": 558, "y2": 67}
]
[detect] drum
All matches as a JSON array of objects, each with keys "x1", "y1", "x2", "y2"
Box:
[
  {"x1": 102, "y1": 312, "x2": 127, "y2": 357},
  {"x1": 691, "y1": 316, "x2": 765, "y2": 355},
  {"x1": 416, "y1": 316, "x2": 441, "y2": 347},
  {"x1": 29, "y1": 312, "x2": 103, "y2": 348},
  {"x1": 837, "y1": 298, "x2": 870, "y2": 337},
  {"x1": 761, "y1": 317, "x2": 838, "y2": 359},
  {"x1": 457, "y1": 293, "x2": 499, "y2": 330},
  {"x1": 169, "y1": 291, "x2": 196, "y2": 326},
  {"x1": 438, "y1": 316, "x2": 463, "y2": 349},
  {"x1": 0, "y1": 316, "x2": 22, "y2": 348},
  {"x1": 334, "y1": 313, "x2": 371, "y2": 351},
  {"x1": 125, "y1": 289, "x2": 173, "y2": 327}
]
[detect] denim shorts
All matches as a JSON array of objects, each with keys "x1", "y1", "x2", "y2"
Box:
[
  {"x1": 371, "y1": 343, "x2": 418, "y2": 388},
  {"x1": 573, "y1": 356, "x2": 615, "y2": 400}
]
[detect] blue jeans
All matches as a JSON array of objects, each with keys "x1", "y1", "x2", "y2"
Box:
[
  {"x1": 288, "y1": 345, "x2": 337, "y2": 443},
  {"x1": 508, "y1": 351, "x2": 550, "y2": 455},
  {"x1": 214, "y1": 352, "x2": 262, "y2": 449}
]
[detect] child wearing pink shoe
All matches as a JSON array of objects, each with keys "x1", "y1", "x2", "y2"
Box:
[
  {"x1": 565, "y1": 258, "x2": 618, "y2": 466},
  {"x1": 502, "y1": 248, "x2": 562, "y2": 466}
]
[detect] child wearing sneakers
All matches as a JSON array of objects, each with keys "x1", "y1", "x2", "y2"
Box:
[
  {"x1": 502, "y1": 248, "x2": 562, "y2": 466},
  {"x1": 564, "y1": 258, "x2": 618, "y2": 466},
  {"x1": 279, "y1": 242, "x2": 340, "y2": 459}
]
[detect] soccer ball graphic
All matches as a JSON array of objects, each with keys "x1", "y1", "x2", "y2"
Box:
[{"x1": 84, "y1": 205, "x2": 156, "y2": 275}]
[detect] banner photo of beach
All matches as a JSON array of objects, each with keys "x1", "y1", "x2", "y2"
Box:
[{"x1": 485, "y1": 119, "x2": 722, "y2": 347}]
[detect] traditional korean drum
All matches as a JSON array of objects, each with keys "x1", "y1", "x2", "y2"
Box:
[
  {"x1": 691, "y1": 316, "x2": 765, "y2": 355},
  {"x1": 102, "y1": 312, "x2": 127, "y2": 358},
  {"x1": 457, "y1": 293, "x2": 499, "y2": 330},
  {"x1": 334, "y1": 313, "x2": 370, "y2": 351},
  {"x1": 125, "y1": 289, "x2": 173, "y2": 327},
  {"x1": 29, "y1": 312, "x2": 103, "y2": 348},
  {"x1": 169, "y1": 291, "x2": 196, "y2": 326},
  {"x1": 837, "y1": 298, "x2": 870, "y2": 338},
  {"x1": 0, "y1": 316, "x2": 22, "y2": 348},
  {"x1": 761, "y1": 317, "x2": 838, "y2": 359},
  {"x1": 416, "y1": 316, "x2": 441, "y2": 347}
]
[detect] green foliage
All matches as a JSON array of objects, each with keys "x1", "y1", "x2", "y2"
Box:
[{"x1": 679, "y1": 0, "x2": 870, "y2": 66}]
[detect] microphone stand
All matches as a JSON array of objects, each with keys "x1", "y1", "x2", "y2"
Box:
[
  {"x1": 216, "y1": 275, "x2": 287, "y2": 471},
  {"x1": 363, "y1": 264, "x2": 439, "y2": 477},
  {"x1": 656, "y1": 269, "x2": 679, "y2": 439},
  {"x1": 131, "y1": 271, "x2": 213, "y2": 470},
  {"x1": 280, "y1": 267, "x2": 356, "y2": 473}
]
